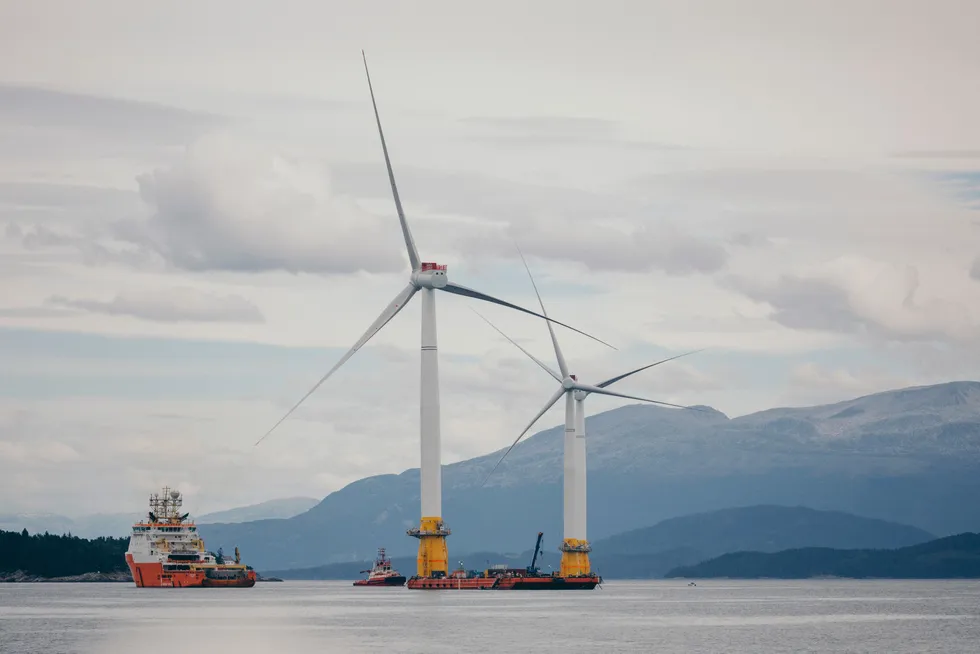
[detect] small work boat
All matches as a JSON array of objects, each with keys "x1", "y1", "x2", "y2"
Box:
[{"x1": 353, "y1": 548, "x2": 406, "y2": 587}]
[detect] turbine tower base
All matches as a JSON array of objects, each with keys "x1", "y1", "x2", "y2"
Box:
[
  {"x1": 559, "y1": 538, "x2": 592, "y2": 577},
  {"x1": 408, "y1": 516, "x2": 450, "y2": 578}
]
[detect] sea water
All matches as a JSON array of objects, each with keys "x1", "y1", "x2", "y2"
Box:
[{"x1": 1, "y1": 580, "x2": 978, "y2": 653}]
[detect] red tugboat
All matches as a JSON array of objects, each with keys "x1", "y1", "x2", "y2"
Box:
[
  {"x1": 353, "y1": 548, "x2": 406, "y2": 587},
  {"x1": 406, "y1": 532, "x2": 601, "y2": 590}
]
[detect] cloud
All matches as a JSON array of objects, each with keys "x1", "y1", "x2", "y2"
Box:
[
  {"x1": 472, "y1": 217, "x2": 729, "y2": 274},
  {"x1": 0, "y1": 439, "x2": 82, "y2": 465},
  {"x1": 463, "y1": 115, "x2": 620, "y2": 137},
  {"x1": 330, "y1": 162, "x2": 729, "y2": 274},
  {"x1": 790, "y1": 362, "x2": 908, "y2": 393},
  {"x1": 120, "y1": 133, "x2": 405, "y2": 274},
  {"x1": 782, "y1": 362, "x2": 913, "y2": 407},
  {"x1": 622, "y1": 168, "x2": 978, "y2": 250},
  {"x1": 0, "y1": 85, "x2": 227, "y2": 161},
  {"x1": 330, "y1": 161, "x2": 636, "y2": 225},
  {"x1": 0, "y1": 307, "x2": 77, "y2": 319},
  {"x1": 971, "y1": 256, "x2": 980, "y2": 281},
  {"x1": 891, "y1": 150, "x2": 980, "y2": 160},
  {"x1": 46, "y1": 287, "x2": 265, "y2": 324},
  {"x1": 729, "y1": 232, "x2": 773, "y2": 248},
  {"x1": 728, "y1": 258, "x2": 980, "y2": 345},
  {"x1": 732, "y1": 274, "x2": 865, "y2": 334},
  {"x1": 0, "y1": 84, "x2": 223, "y2": 134},
  {"x1": 460, "y1": 115, "x2": 682, "y2": 150},
  {"x1": 0, "y1": 182, "x2": 138, "y2": 210},
  {"x1": 10, "y1": 223, "x2": 155, "y2": 270},
  {"x1": 592, "y1": 357, "x2": 723, "y2": 397}
]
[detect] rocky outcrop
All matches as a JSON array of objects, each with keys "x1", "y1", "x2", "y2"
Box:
[{"x1": 0, "y1": 570, "x2": 131, "y2": 583}]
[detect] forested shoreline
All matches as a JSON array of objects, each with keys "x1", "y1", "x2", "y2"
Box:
[{"x1": 0, "y1": 529, "x2": 129, "y2": 579}]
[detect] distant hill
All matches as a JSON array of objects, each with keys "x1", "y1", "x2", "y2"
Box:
[
  {"x1": 0, "y1": 497, "x2": 319, "y2": 539},
  {"x1": 202, "y1": 381, "x2": 980, "y2": 570},
  {"x1": 196, "y1": 497, "x2": 319, "y2": 524},
  {"x1": 587, "y1": 505, "x2": 934, "y2": 578},
  {"x1": 596, "y1": 505, "x2": 934, "y2": 558},
  {"x1": 665, "y1": 533, "x2": 980, "y2": 579},
  {"x1": 0, "y1": 513, "x2": 79, "y2": 537},
  {"x1": 264, "y1": 505, "x2": 933, "y2": 579}
]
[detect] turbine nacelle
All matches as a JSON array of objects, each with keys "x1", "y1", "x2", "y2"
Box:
[
  {"x1": 254, "y1": 57, "x2": 613, "y2": 449},
  {"x1": 411, "y1": 262, "x2": 449, "y2": 289},
  {"x1": 477, "y1": 253, "x2": 704, "y2": 487},
  {"x1": 561, "y1": 375, "x2": 592, "y2": 400}
]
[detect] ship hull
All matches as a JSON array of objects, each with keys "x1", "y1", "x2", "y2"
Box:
[
  {"x1": 353, "y1": 575, "x2": 406, "y2": 587},
  {"x1": 407, "y1": 574, "x2": 601, "y2": 590},
  {"x1": 495, "y1": 575, "x2": 601, "y2": 590},
  {"x1": 126, "y1": 554, "x2": 256, "y2": 588},
  {"x1": 407, "y1": 576, "x2": 498, "y2": 590},
  {"x1": 201, "y1": 576, "x2": 256, "y2": 588}
]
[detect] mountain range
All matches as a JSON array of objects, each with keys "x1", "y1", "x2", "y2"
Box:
[
  {"x1": 264, "y1": 505, "x2": 936, "y2": 579},
  {"x1": 200, "y1": 381, "x2": 980, "y2": 571},
  {"x1": 0, "y1": 497, "x2": 319, "y2": 539},
  {"x1": 665, "y1": 532, "x2": 980, "y2": 579}
]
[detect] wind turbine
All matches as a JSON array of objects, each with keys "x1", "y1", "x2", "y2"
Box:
[
  {"x1": 477, "y1": 252, "x2": 701, "y2": 577},
  {"x1": 255, "y1": 52, "x2": 610, "y2": 580}
]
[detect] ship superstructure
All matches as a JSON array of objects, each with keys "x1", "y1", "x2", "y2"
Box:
[{"x1": 125, "y1": 487, "x2": 256, "y2": 588}]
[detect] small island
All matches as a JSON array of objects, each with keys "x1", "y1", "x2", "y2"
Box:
[{"x1": 0, "y1": 528, "x2": 130, "y2": 582}]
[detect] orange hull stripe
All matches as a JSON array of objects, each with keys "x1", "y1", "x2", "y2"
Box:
[{"x1": 126, "y1": 553, "x2": 255, "y2": 588}]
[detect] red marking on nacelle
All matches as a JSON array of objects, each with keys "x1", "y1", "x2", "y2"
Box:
[{"x1": 420, "y1": 262, "x2": 447, "y2": 271}]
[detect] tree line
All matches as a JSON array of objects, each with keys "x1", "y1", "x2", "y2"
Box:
[{"x1": 0, "y1": 529, "x2": 129, "y2": 578}]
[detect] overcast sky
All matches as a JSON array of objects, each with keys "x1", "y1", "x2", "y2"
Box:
[{"x1": 1, "y1": 0, "x2": 978, "y2": 515}]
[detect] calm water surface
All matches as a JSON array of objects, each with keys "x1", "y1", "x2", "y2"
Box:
[{"x1": 1, "y1": 580, "x2": 978, "y2": 653}]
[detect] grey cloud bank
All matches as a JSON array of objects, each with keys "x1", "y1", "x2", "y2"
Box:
[
  {"x1": 0, "y1": 84, "x2": 224, "y2": 138},
  {"x1": 126, "y1": 134, "x2": 405, "y2": 274},
  {"x1": 47, "y1": 288, "x2": 265, "y2": 324}
]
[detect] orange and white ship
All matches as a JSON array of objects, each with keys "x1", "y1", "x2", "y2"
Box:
[{"x1": 125, "y1": 487, "x2": 257, "y2": 588}]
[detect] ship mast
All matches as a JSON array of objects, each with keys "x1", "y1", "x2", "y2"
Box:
[{"x1": 148, "y1": 487, "x2": 184, "y2": 523}]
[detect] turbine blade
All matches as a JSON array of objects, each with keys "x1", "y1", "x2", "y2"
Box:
[
  {"x1": 595, "y1": 348, "x2": 706, "y2": 389},
  {"x1": 362, "y1": 50, "x2": 421, "y2": 272},
  {"x1": 573, "y1": 382, "x2": 695, "y2": 411},
  {"x1": 470, "y1": 308, "x2": 561, "y2": 382},
  {"x1": 255, "y1": 283, "x2": 418, "y2": 445},
  {"x1": 481, "y1": 387, "x2": 566, "y2": 487},
  {"x1": 441, "y1": 281, "x2": 616, "y2": 350},
  {"x1": 515, "y1": 243, "x2": 568, "y2": 378}
]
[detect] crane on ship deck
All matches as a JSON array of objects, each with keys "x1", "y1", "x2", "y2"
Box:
[{"x1": 527, "y1": 532, "x2": 544, "y2": 575}]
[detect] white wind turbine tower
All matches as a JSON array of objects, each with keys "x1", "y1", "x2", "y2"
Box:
[
  {"x1": 255, "y1": 53, "x2": 610, "y2": 580},
  {"x1": 477, "y1": 252, "x2": 701, "y2": 578}
]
